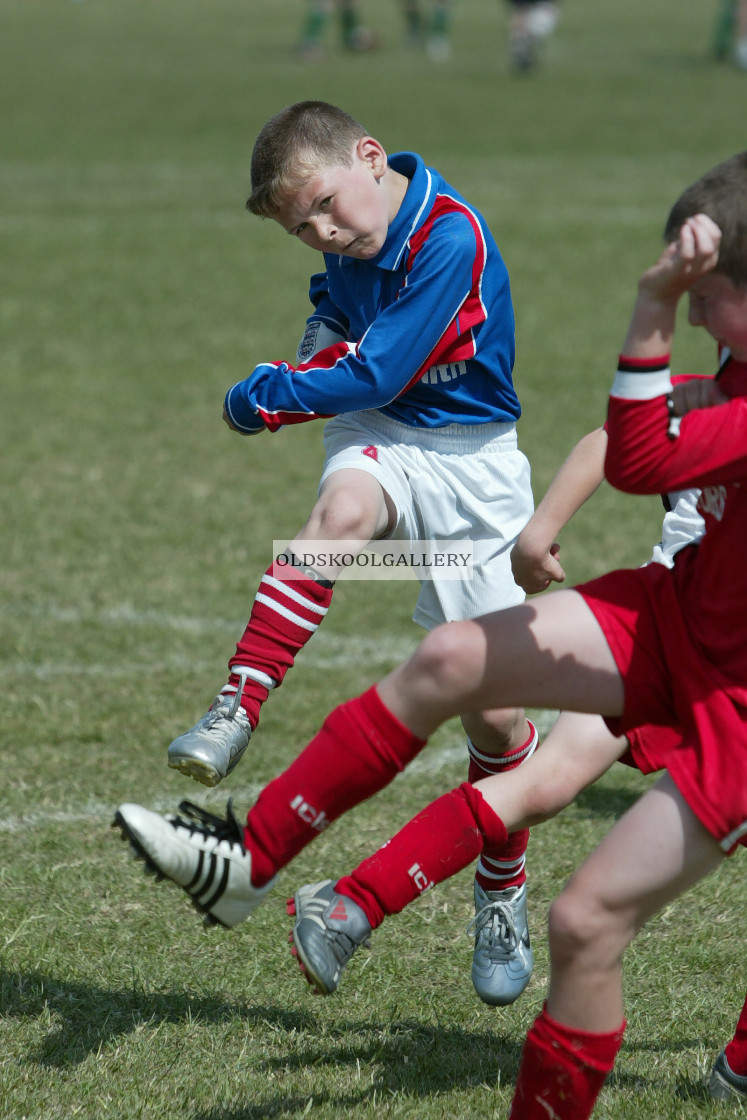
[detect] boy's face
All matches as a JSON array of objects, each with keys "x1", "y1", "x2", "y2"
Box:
[
  {"x1": 687, "y1": 272, "x2": 747, "y2": 360},
  {"x1": 275, "y1": 137, "x2": 393, "y2": 260}
]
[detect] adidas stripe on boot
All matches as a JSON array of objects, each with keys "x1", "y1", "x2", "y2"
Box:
[
  {"x1": 113, "y1": 799, "x2": 275, "y2": 928},
  {"x1": 287, "y1": 880, "x2": 372, "y2": 995}
]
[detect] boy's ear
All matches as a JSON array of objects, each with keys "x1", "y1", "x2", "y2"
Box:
[{"x1": 356, "y1": 136, "x2": 388, "y2": 177}]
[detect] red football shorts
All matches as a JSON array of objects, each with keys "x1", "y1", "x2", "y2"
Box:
[{"x1": 578, "y1": 563, "x2": 747, "y2": 854}]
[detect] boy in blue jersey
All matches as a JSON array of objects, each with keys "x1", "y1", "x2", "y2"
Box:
[{"x1": 163, "y1": 101, "x2": 537, "y2": 1005}]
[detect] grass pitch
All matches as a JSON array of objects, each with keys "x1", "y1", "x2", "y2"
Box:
[{"x1": 1, "y1": 0, "x2": 745, "y2": 1116}]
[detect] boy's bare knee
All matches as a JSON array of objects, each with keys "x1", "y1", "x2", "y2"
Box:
[
  {"x1": 548, "y1": 882, "x2": 630, "y2": 971},
  {"x1": 307, "y1": 486, "x2": 379, "y2": 540},
  {"x1": 521, "y1": 772, "x2": 578, "y2": 824},
  {"x1": 548, "y1": 890, "x2": 600, "y2": 965},
  {"x1": 413, "y1": 621, "x2": 485, "y2": 696}
]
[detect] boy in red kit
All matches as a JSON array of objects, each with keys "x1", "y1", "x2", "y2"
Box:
[{"x1": 113, "y1": 151, "x2": 747, "y2": 1115}]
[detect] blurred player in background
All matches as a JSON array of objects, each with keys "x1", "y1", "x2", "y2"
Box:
[
  {"x1": 506, "y1": 0, "x2": 560, "y2": 71},
  {"x1": 400, "y1": 0, "x2": 454, "y2": 61},
  {"x1": 713, "y1": 0, "x2": 747, "y2": 69},
  {"x1": 297, "y1": 0, "x2": 377, "y2": 60}
]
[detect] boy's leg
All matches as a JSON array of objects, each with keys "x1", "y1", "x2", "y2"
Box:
[
  {"x1": 464, "y1": 707, "x2": 537, "y2": 1005},
  {"x1": 506, "y1": 0, "x2": 536, "y2": 71},
  {"x1": 338, "y1": 0, "x2": 377, "y2": 51},
  {"x1": 378, "y1": 589, "x2": 625, "y2": 739},
  {"x1": 510, "y1": 774, "x2": 723, "y2": 1120},
  {"x1": 710, "y1": 991, "x2": 747, "y2": 1100},
  {"x1": 465, "y1": 710, "x2": 631, "y2": 1006},
  {"x1": 167, "y1": 468, "x2": 394, "y2": 787},
  {"x1": 736, "y1": 0, "x2": 747, "y2": 67},
  {"x1": 725, "y1": 994, "x2": 747, "y2": 1072},
  {"x1": 543, "y1": 773, "x2": 723, "y2": 1031},
  {"x1": 402, "y1": 0, "x2": 424, "y2": 45},
  {"x1": 117, "y1": 589, "x2": 622, "y2": 928},
  {"x1": 425, "y1": 0, "x2": 452, "y2": 61},
  {"x1": 327, "y1": 711, "x2": 627, "y2": 925},
  {"x1": 713, "y1": 0, "x2": 737, "y2": 60},
  {"x1": 288, "y1": 712, "x2": 629, "y2": 994}
]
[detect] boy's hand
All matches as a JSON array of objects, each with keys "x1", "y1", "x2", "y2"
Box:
[
  {"x1": 670, "y1": 377, "x2": 729, "y2": 417},
  {"x1": 511, "y1": 531, "x2": 566, "y2": 594},
  {"x1": 621, "y1": 214, "x2": 722, "y2": 359},
  {"x1": 638, "y1": 213, "x2": 722, "y2": 303}
]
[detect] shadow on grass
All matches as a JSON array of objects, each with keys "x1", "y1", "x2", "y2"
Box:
[
  {"x1": 572, "y1": 780, "x2": 642, "y2": 820},
  {"x1": 1, "y1": 967, "x2": 721, "y2": 1116},
  {"x1": 0, "y1": 966, "x2": 523, "y2": 1111},
  {"x1": 194, "y1": 1019, "x2": 523, "y2": 1118},
  {"x1": 0, "y1": 966, "x2": 317, "y2": 1068},
  {"x1": 190, "y1": 1062, "x2": 721, "y2": 1120}
]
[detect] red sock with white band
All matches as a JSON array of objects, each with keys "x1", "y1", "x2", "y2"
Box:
[
  {"x1": 336, "y1": 782, "x2": 509, "y2": 928},
  {"x1": 468, "y1": 720, "x2": 537, "y2": 894},
  {"x1": 227, "y1": 558, "x2": 334, "y2": 729}
]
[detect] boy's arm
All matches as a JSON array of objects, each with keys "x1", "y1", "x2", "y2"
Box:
[
  {"x1": 511, "y1": 427, "x2": 607, "y2": 593},
  {"x1": 606, "y1": 215, "x2": 747, "y2": 493},
  {"x1": 619, "y1": 214, "x2": 720, "y2": 360},
  {"x1": 222, "y1": 214, "x2": 493, "y2": 433},
  {"x1": 295, "y1": 273, "x2": 349, "y2": 364}
]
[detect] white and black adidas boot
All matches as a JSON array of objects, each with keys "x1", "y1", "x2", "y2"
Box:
[
  {"x1": 112, "y1": 799, "x2": 275, "y2": 928},
  {"x1": 288, "y1": 880, "x2": 372, "y2": 995}
]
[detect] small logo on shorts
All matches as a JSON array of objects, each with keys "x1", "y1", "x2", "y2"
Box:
[{"x1": 362, "y1": 445, "x2": 378, "y2": 461}]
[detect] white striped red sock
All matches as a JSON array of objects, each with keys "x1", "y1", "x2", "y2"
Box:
[
  {"x1": 468, "y1": 720, "x2": 537, "y2": 894},
  {"x1": 227, "y1": 562, "x2": 333, "y2": 728}
]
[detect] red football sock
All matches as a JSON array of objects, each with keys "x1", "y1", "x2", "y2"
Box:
[
  {"x1": 468, "y1": 721, "x2": 536, "y2": 894},
  {"x1": 243, "y1": 686, "x2": 426, "y2": 886},
  {"x1": 227, "y1": 560, "x2": 334, "y2": 729},
  {"x1": 509, "y1": 1004, "x2": 625, "y2": 1120},
  {"x1": 725, "y1": 991, "x2": 747, "y2": 1074},
  {"x1": 336, "y1": 782, "x2": 509, "y2": 928}
]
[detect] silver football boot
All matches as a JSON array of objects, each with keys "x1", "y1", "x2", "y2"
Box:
[
  {"x1": 469, "y1": 880, "x2": 533, "y2": 1006},
  {"x1": 167, "y1": 671, "x2": 254, "y2": 787},
  {"x1": 288, "y1": 879, "x2": 372, "y2": 995},
  {"x1": 709, "y1": 1050, "x2": 747, "y2": 1102}
]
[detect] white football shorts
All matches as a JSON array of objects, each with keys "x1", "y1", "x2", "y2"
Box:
[{"x1": 320, "y1": 410, "x2": 533, "y2": 630}]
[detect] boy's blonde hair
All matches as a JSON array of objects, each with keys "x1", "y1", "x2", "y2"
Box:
[
  {"x1": 247, "y1": 101, "x2": 369, "y2": 218},
  {"x1": 664, "y1": 151, "x2": 747, "y2": 287}
]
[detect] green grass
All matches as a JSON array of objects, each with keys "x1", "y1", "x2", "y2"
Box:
[{"x1": 1, "y1": 0, "x2": 745, "y2": 1116}]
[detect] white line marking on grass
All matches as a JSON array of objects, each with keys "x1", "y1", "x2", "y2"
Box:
[
  {"x1": 0, "y1": 715, "x2": 559, "y2": 836},
  {"x1": 0, "y1": 602, "x2": 420, "y2": 677},
  {"x1": 0, "y1": 791, "x2": 270, "y2": 835},
  {"x1": 0, "y1": 602, "x2": 245, "y2": 633},
  {"x1": 1, "y1": 601, "x2": 560, "y2": 832},
  {"x1": 1, "y1": 636, "x2": 417, "y2": 680}
]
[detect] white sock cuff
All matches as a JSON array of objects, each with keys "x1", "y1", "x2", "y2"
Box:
[
  {"x1": 467, "y1": 719, "x2": 538, "y2": 769},
  {"x1": 477, "y1": 854, "x2": 526, "y2": 882},
  {"x1": 224, "y1": 665, "x2": 277, "y2": 692}
]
